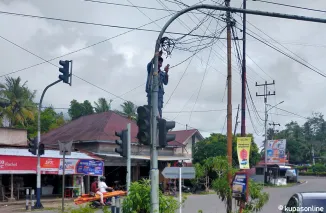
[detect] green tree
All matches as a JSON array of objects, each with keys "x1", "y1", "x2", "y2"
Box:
[
  {"x1": 119, "y1": 101, "x2": 137, "y2": 120},
  {"x1": 193, "y1": 133, "x2": 260, "y2": 168},
  {"x1": 16, "y1": 107, "x2": 66, "y2": 138},
  {"x1": 94, "y1": 98, "x2": 112, "y2": 113},
  {"x1": 195, "y1": 156, "x2": 269, "y2": 213},
  {"x1": 68, "y1": 99, "x2": 94, "y2": 120},
  {"x1": 0, "y1": 76, "x2": 36, "y2": 127}
]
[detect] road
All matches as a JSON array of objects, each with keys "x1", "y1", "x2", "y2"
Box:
[
  {"x1": 2, "y1": 176, "x2": 325, "y2": 213},
  {"x1": 182, "y1": 176, "x2": 326, "y2": 213}
]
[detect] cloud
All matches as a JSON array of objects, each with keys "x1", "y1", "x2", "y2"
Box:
[{"x1": 1, "y1": 0, "x2": 326, "y2": 146}]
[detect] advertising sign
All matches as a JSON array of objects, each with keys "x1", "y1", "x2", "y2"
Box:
[
  {"x1": 41, "y1": 158, "x2": 60, "y2": 174},
  {"x1": 76, "y1": 159, "x2": 104, "y2": 176},
  {"x1": 267, "y1": 139, "x2": 286, "y2": 164},
  {"x1": 232, "y1": 172, "x2": 249, "y2": 202},
  {"x1": 237, "y1": 137, "x2": 252, "y2": 169},
  {"x1": 58, "y1": 159, "x2": 79, "y2": 175},
  {"x1": 0, "y1": 156, "x2": 36, "y2": 174}
]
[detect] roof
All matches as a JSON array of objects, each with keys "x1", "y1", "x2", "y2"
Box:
[
  {"x1": 0, "y1": 147, "x2": 102, "y2": 160},
  {"x1": 41, "y1": 111, "x2": 204, "y2": 148},
  {"x1": 168, "y1": 129, "x2": 204, "y2": 146}
]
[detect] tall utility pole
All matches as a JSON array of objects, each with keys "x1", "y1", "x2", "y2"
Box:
[
  {"x1": 269, "y1": 122, "x2": 280, "y2": 139},
  {"x1": 255, "y1": 80, "x2": 275, "y2": 175},
  {"x1": 241, "y1": 0, "x2": 247, "y2": 137},
  {"x1": 225, "y1": 0, "x2": 233, "y2": 212}
]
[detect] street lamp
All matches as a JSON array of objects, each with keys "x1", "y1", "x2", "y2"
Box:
[{"x1": 264, "y1": 100, "x2": 284, "y2": 179}]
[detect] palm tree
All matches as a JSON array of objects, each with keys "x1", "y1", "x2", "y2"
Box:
[
  {"x1": 119, "y1": 101, "x2": 137, "y2": 120},
  {"x1": 94, "y1": 98, "x2": 112, "y2": 113},
  {"x1": 0, "y1": 77, "x2": 37, "y2": 127}
]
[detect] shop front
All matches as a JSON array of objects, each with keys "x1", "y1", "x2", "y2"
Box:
[{"x1": 0, "y1": 148, "x2": 104, "y2": 201}]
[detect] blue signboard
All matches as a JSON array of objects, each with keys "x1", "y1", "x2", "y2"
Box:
[
  {"x1": 76, "y1": 159, "x2": 104, "y2": 176},
  {"x1": 232, "y1": 173, "x2": 248, "y2": 201}
]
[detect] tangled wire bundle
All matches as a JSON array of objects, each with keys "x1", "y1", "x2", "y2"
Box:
[{"x1": 160, "y1": 36, "x2": 175, "y2": 58}]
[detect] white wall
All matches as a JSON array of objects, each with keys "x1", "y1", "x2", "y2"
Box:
[
  {"x1": 174, "y1": 134, "x2": 201, "y2": 158},
  {"x1": 0, "y1": 128, "x2": 27, "y2": 146}
]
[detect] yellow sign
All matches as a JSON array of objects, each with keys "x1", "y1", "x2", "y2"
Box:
[{"x1": 237, "y1": 137, "x2": 252, "y2": 169}]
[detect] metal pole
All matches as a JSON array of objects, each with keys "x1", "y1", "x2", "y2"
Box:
[
  {"x1": 127, "y1": 123, "x2": 131, "y2": 193},
  {"x1": 150, "y1": 46, "x2": 159, "y2": 212},
  {"x1": 241, "y1": 0, "x2": 246, "y2": 137},
  {"x1": 226, "y1": 0, "x2": 233, "y2": 212},
  {"x1": 179, "y1": 167, "x2": 182, "y2": 213},
  {"x1": 62, "y1": 151, "x2": 66, "y2": 213},
  {"x1": 35, "y1": 79, "x2": 61, "y2": 209}
]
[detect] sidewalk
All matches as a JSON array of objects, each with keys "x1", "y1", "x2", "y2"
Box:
[{"x1": 1, "y1": 198, "x2": 75, "y2": 213}]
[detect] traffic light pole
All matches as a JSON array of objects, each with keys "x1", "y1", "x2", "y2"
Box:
[
  {"x1": 126, "y1": 123, "x2": 131, "y2": 193},
  {"x1": 35, "y1": 79, "x2": 61, "y2": 209}
]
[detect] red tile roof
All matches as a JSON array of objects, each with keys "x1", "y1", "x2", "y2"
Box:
[{"x1": 41, "y1": 111, "x2": 203, "y2": 148}]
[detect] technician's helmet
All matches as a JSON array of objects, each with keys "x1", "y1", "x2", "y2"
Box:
[{"x1": 100, "y1": 176, "x2": 106, "y2": 182}]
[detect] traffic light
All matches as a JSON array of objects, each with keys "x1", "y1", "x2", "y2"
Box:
[
  {"x1": 28, "y1": 137, "x2": 37, "y2": 155},
  {"x1": 158, "y1": 118, "x2": 176, "y2": 148},
  {"x1": 39, "y1": 143, "x2": 45, "y2": 156},
  {"x1": 136, "y1": 105, "x2": 151, "y2": 145},
  {"x1": 115, "y1": 130, "x2": 128, "y2": 157},
  {"x1": 58, "y1": 60, "x2": 70, "y2": 84}
]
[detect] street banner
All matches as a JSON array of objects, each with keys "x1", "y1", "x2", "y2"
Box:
[
  {"x1": 237, "y1": 137, "x2": 252, "y2": 169},
  {"x1": 267, "y1": 139, "x2": 287, "y2": 164}
]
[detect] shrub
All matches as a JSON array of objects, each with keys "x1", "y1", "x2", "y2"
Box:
[{"x1": 122, "y1": 179, "x2": 182, "y2": 213}]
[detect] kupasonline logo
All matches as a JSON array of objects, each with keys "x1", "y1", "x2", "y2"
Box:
[{"x1": 283, "y1": 206, "x2": 324, "y2": 212}]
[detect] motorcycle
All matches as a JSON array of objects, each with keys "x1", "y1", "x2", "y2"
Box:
[{"x1": 88, "y1": 189, "x2": 114, "y2": 209}]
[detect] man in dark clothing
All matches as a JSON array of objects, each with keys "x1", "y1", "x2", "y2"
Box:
[{"x1": 146, "y1": 51, "x2": 169, "y2": 118}]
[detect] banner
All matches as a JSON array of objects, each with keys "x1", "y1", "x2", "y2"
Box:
[
  {"x1": 40, "y1": 158, "x2": 61, "y2": 174},
  {"x1": 237, "y1": 137, "x2": 251, "y2": 169},
  {"x1": 267, "y1": 139, "x2": 287, "y2": 164},
  {"x1": 76, "y1": 159, "x2": 104, "y2": 176},
  {"x1": 0, "y1": 156, "x2": 36, "y2": 174},
  {"x1": 58, "y1": 159, "x2": 79, "y2": 175},
  {"x1": 232, "y1": 172, "x2": 249, "y2": 202}
]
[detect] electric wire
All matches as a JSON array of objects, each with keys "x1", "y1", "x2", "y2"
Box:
[
  {"x1": 0, "y1": 10, "x2": 224, "y2": 40},
  {"x1": 252, "y1": 0, "x2": 326, "y2": 14}
]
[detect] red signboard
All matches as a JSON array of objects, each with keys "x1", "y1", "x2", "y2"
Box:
[
  {"x1": 0, "y1": 155, "x2": 37, "y2": 173},
  {"x1": 40, "y1": 158, "x2": 61, "y2": 174}
]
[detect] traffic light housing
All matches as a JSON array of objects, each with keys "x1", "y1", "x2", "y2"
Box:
[
  {"x1": 28, "y1": 137, "x2": 37, "y2": 155},
  {"x1": 115, "y1": 130, "x2": 128, "y2": 157},
  {"x1": 39, "y1": 143, "x2": 45, "y2": 156},
  {"x1": 158, "y1": 118, "x2": 176, "y2": 148},
  {"x1": 59, "y1": 60, "x2": 70, "y2": 84},
  {"x1": 136, "y1": 105, "x2": 151, "y2": 145}
]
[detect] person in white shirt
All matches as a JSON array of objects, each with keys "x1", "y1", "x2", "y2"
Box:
[{"x1": 97, "y1": 176, "x2": 113, "y2": 205}]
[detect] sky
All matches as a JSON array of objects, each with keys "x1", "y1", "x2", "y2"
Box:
[{"x1": 0, "y1": 0, "x2": 326, "y2": 148}]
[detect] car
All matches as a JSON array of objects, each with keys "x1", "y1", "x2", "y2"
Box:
[{"x1": 282, "y1": 192, "x2": 326, "y2": 213}]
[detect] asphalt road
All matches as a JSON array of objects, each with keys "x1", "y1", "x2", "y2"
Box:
[
  {"x1": 3, "y1": 176, "x2": 325, "y2": 213},
  {"x1": 181, "y1": 176, "x2": 326, "y2": 213}
]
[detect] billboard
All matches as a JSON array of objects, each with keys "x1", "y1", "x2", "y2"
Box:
[
  {"x1": 237, "y1": 137, "x2": 252, "y2": 169},
  {"x1": 266, "y1": 139, "x2": 286, "y2": 164}
]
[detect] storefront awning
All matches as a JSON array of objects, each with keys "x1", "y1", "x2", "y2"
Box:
[
  {"x1": 0, "y1": 148, "x2": 104, "y2": 175},
  {"x1": 93, "y1": 152, "x2": 192, "y2": 161}
]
